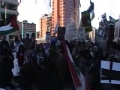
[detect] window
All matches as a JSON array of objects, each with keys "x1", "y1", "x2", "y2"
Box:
[
  {"x1": 1, "y1": 2, "x2": 17, "y2": 11},
  {"x1": 1, "y1": 13, "x2": 13, "y2": 20}
]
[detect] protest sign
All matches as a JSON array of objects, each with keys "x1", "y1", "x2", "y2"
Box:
[
  {"x1": 76, "y1": 27, "x2": 86, "y2": 42},
  {"x1": 101, "y1": 60, "x2": 120, "y2": 85},
  {"x1": 65, "y1": 22, "x2": 77, "y2": 41}
]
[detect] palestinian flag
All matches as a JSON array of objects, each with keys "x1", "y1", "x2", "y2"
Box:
[
  {"x1": 81, "y1": 11, "x2": 92, "y2": 32},
  {"x1": 0, "y1": 15, "x2": 19, "y2": 36},
  {"x1": 62, "y1": 42, "x2": 90, "y2": 90}
]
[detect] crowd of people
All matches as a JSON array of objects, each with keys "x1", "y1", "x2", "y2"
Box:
[
  {"x1": 0, "y1": 32, "x2": 119, "y2": 90},
  {"x1": 0, "y1": 33, "x2": 74, "y2": 90}
]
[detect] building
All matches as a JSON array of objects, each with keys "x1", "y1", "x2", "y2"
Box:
[
  {"x1": 51, "y1": 0, "x2": 80, "y2": 34},
  {"x1": 0, "y1": 0, "x2": 19, "y2": 41},
  {"x1": 0, "y1": 0, "x2": 19, "y2": 19},
  {"x1": 40, "y1": 14, "x2": 52, "y2": 39},
  {"x1": 18, "y1": 20, "x2": 36, "y2": 38}
]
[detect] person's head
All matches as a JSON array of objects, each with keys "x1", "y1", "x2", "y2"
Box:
[
  {"x1": 26, "y1": 34, "x2": 29, "y2": 39},
  {"x1": 31, "y1": 33, "x2": 35, "y2": 38},
  {"x1": 36, "y1": 44, "x2": 44, "y2": 53},
  {"x1": 15, "y1": 36, "x2": 19, "y2": 41},
  {"x1": 18, "y1": 45, "x2": 25, "y2": 52},
  {"x1": 86, "y1": 41, "x2": 92, "y2": 48}
]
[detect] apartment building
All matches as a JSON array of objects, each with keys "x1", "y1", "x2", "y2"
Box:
[
  {"x1": 40, "y1": 14, "x2": 52, "y2": 38},
  {"x1": 51, "y1": 0, "x2": 80, "y2": 34},
  {"x1": 18, "y1": 20, "x2": 36, "y2": 38}
]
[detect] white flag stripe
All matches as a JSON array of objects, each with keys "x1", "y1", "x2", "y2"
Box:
[
  {"x1": 101, "y1": 61, "x2": 120, "y2": 71},
  {"x1": 66, "y1": 45, "x2": 86, "y2": 90},
  {"x1": 0, "y1": 23, "x2": 13, "y2": 31},
  {"x1": 101, "y1": 80, "x2": 120, "y2": 84},
  {"x1": 101, "y1": 61, "x2": 110, "y2": 69}
]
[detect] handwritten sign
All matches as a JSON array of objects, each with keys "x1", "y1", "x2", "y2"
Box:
[{"x1": 65, "y1": 22, "x2": 77, "y2": 41}]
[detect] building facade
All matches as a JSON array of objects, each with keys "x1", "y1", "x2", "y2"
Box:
[
  {"x1": 40, "y1": 14, "x2": 52, "y2": 38},
  {"x1": 51, "y1": 0, "x2": 80, "y2": 34},
  {"x1": 18, "y1": 20, "x2": 36, "y2": 38},
  {"x1": 0, "y1": 0, "x2": 19, "y2": 41},
  {"x1": 0, "y1": 0, "x2": 19, "y2": 19}
]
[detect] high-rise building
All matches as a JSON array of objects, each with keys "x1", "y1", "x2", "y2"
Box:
[
  {"x1": 40, "y1": 14, "x2": 52, "y2": 38},
  {"x1": 51, "y1": 0, "x2": 80, "y2": 34},
  {"x1": 18, "y1": 20, "x2": 36, "y2": 38}
]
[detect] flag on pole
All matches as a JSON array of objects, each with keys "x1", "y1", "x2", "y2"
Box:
[
  {"x1": 101, "y1": 13, "x2": 107, "y2": 21},
  {"x1": 81, "y1": 11, "x2": 92, "y2": 32},
  {"x1": 109, "y1": 16, "x2": 116, "y2": 24},
  {"x1": 87, "y1": 0, "x2": 95, "y2": 20},
  {"x1": 101, "y1": 13, "x2": 108, "y2": 25},
  {"x1": 0, "y1": 15, "x2": 19, "y2": 36}
]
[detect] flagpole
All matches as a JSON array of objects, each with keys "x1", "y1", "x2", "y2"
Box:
[
  {"x1": 22, "y1": 21, "x2": 24, "y2": 39},
  {"x1": 5, "y1": 2, "x2": 7, "y2": 25}
]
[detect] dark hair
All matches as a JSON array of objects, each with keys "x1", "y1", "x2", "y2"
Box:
[
  {"x1": 36, "y1": 44, "x2": 44, "y2": 53},
  {"x1": 26, "y1": 34, "x2": 29, "y2": 36},
  {"x1": 18, "y1": 45, "x2": 25, "y2": 53}
]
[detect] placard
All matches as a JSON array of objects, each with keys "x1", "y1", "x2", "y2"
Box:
[
  {"x1": 65, "y1": 22, "x2": 77, "y2": 41},
  {"x1": 76, "y1": 27, "x2": 86, "y2": 42},
  {"x1": 100, "y1": 60, "x2": 120, "y2": 85}
]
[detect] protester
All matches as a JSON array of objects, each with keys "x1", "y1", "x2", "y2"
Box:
[
  {"x1": 17, "y1": 45, "x2": 25, "y2": 67},
  {"x1": 14, "y1": 36, "x2": 23, "y2": 52},
  {"x1": 0, "y1": 42, "x2": 14, "y2": 89}
]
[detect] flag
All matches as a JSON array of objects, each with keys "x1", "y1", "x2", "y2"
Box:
[
  {"x1": 0, "y1": 15, "x2": 19, "y2": 36},
  {"x1": 62, "y1": 42, "x2": 90, "y2": 90},
  {"x1": 87, "y1": 0, "x2": 95, "y2": 20},
  {"x1": 101, "y1": 13, "x2": 108, "y2": 25},
  {"x1": 81, "y1": 11, "x2": 92, "y2": 32},
  {"x1": 109, "y1": 16, "x2": 116, "y2": 24},
  {"x1": 44, "y1": 37, "x2": 57, "y2": 50}
]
